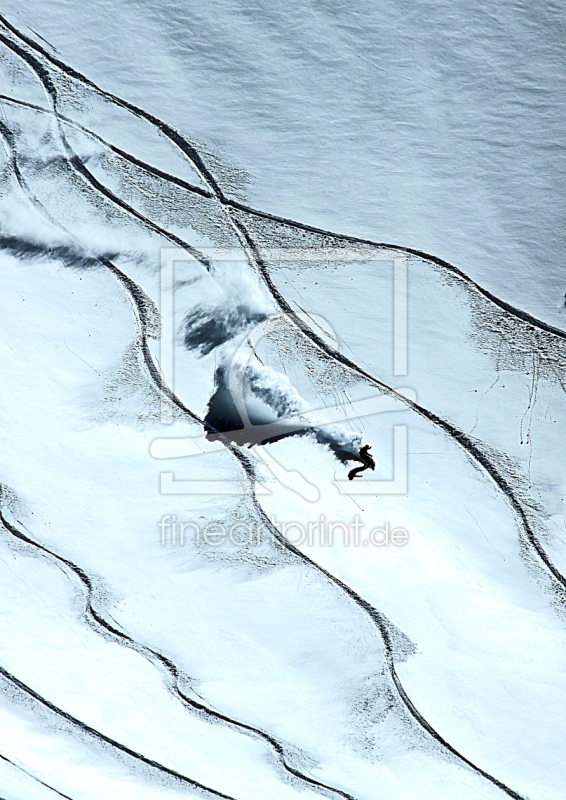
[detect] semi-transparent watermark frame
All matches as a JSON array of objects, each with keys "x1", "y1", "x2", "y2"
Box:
[{"x1": 151, "y1": 246, "x2": 412, "y2": 500}]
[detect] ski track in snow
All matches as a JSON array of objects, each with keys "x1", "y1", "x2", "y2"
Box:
[
  {"x1": 0, "y1": 103, "x2": 358, "y2": 800},
  {"x1": 0, "y1": 11, "x2": 562, "y2": 800},
  {"x1": 0, "y1": 752, "x2": 74, "y2": 799},
  {"x1": 0, "y1": 663, "x2": 237, "y2": 800},
  {"x1": 0, "y1": 497, "x2": 360, "y2": 800},
  {"x1": 0, "y1": 18, "x2": 563, "y2": 606}
]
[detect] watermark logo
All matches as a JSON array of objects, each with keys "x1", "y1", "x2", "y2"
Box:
[
  {"x1": 150, "y1": 247, "x2": 413, "y2": 500},
  {"x1": 158, "y1": 513, "x2": 409, "y2": 549}
]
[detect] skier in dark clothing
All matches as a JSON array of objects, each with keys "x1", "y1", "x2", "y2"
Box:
[{"x1": 348, "y1": 444, "x2": 376, "y2": 480}]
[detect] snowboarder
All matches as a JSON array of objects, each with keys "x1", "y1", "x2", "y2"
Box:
[{"x1": 348, "y1": 444, "x2": 376, "y2": 480}]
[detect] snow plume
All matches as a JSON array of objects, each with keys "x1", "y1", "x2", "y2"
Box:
[
  {"x1": 184, "y1": 304, "x2": 268, "y2": 355},
  {"x1": 307, "y1": 426, "x2": 362, "y2": 465},
  {"x1": 204, "y1": 361, "x2": 362, "y2": 463},
  {"x1": 181, "y1": 261, "x2": 361, "y2": 462},
  {"x1": 247, "y1": 364, "x2": 305, "y2": 419},
  {"x1": 0, "y1": 197, "x2": 153, "y2": 273},
  {"x1": 0, "y1": 233, "x2": 116, "y2": 269},
  {"x1": 182, "y1": 259, "x2": 273, "y2": 356}
]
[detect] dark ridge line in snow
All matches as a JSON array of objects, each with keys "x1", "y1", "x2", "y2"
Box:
[
  {"x1": 0, "y1": 753, "x2": 74, "y2": 799},
  {"x1": 244, "y1": 495, "x2": 527, "y2": 800},
  {"x1": 0, "y1": 503, "x2": 355, "y2": 800},
  {"x1": 0, "y1": 36, "x2": 211, "y2": 271},
  {"x1": 1, "y1": 18, "x2": 563, "y2": 345},
  {"x1": 227, "y1": 202, "x2": 566, "y2": 341},
  {"x1": 0, "y1": 501, "x2": 170, "y2": 672},
  {"x1": 0, "y1": 667, "x2": 235, "y2": 799},
  {"x1": 93, "y1": 260, "x2": 358, "y2": 800},
  {"x1": 0, "y1": 94, "x2": 214, "y2": 200},
  {"x1": 0, "y1": 118, "x2": 59, "y2": 227},
  {"x1": 0, "y1": 14, "x2": 224, "y2": 198},
  {"x1": 0, "y1": 120, "x2": 25, "y2": 185},
  {"x1": 0, "y1": 118, "x2": 86, "y2": 245},
  {"x1": 1, "y1": 14, "x2": 563, "y2": 344},
  {"x1": 171, "y1": 695, "x2": 357, "y2": 800},
  {"x1": 27, "y1": 27, "x2": 59, "y2": 54},
  {"x1": 233, "y1": 218, "x2": 566, "y2": 597},
  {"x1": 0, "y1": 198, "x2": 357, "y2": 800},
  {"x1": 0, "y1": 17, "x2": 541, "y2": 796}
]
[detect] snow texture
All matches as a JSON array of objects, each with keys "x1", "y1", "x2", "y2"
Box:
[{"x1": 0, "y1": 4, "x2": 564, "y2": 800}]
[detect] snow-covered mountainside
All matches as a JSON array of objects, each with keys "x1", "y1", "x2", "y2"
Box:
[{"x1": 0, "y1": 5, "x2": 564, "y2": 800}]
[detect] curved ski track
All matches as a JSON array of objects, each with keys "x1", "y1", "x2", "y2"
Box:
[
  {"x1": 1, "y1": 18, "x2": 562, "y2": 606},
  {"x1": 0, "y1": 657, "x2": 236, "y2": 800},
  {"x1": 0, "y1": 502, "x2": 357, "y2": 800},
  {"x1": 0, "y1": 752, "x2": 74, "y2": 799},
  {"x1": 1, "y1": 10, "x2": 564, "y2": 344},
  {"x1": 0, "y1": 13, "x2": 555, "y2": 800},
  {"x1": 0, "y1": 31, "x2": 211, "y2": 271},
  {"x1": 0, "y1": 110, "x2": 358, "y2": 800},
  {"x1": 0, "y1": 59, "x2": 358, "y2": 800}
]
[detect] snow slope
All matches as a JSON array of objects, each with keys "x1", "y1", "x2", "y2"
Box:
[
  {"x1": 0, "y1": 6, "x2": 564, "y2": 800},
  {"x1": 1, "y1": 0, "x2": 565, "y2": 330}
]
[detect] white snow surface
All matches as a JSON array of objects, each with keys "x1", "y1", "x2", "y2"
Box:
[
  {"x1": 2, "y1": 0, "x2": 565, "y2": 329},
  {"x1": 0, "y1": 4, "x2": 564, "y2": 800}
]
